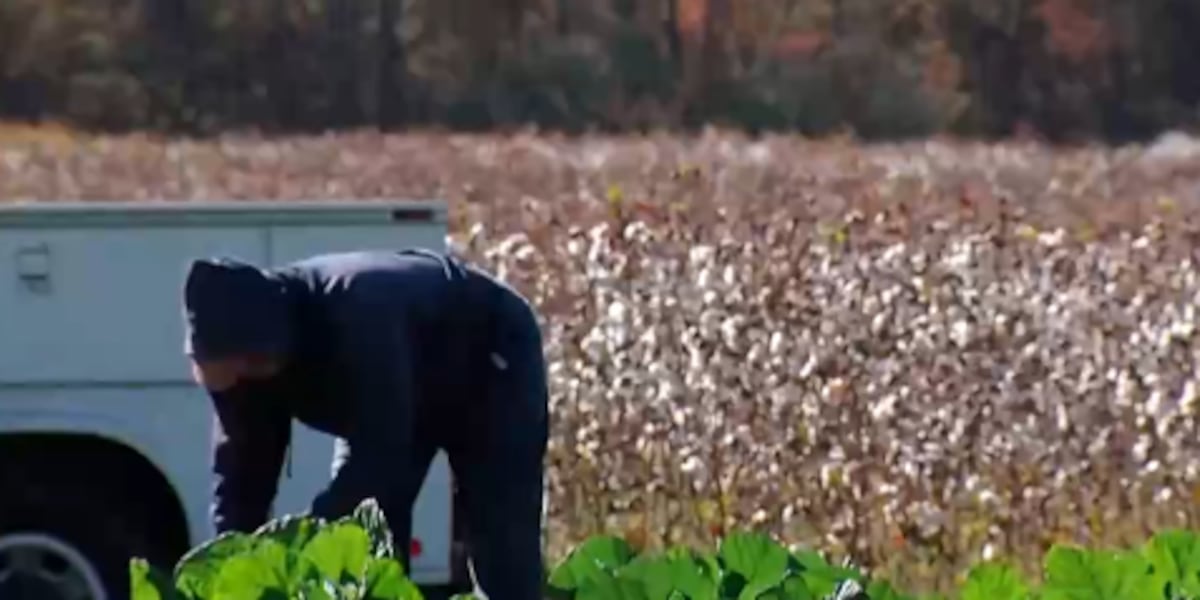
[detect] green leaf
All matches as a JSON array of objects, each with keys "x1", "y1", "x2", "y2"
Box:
[
  {"x1": 364, "y1": 559, "x2": 424, "y2": 600},
  {"x1": 718, "y1": 532, "x2": 796, "y2": 600},
  {"x1": 350, "y1": 498, "x2": 397, "y2": 559},
  {"x1": 576, "y1": 567, "x2": 649, "y2": 600},
  {"x1": 757, "y1": 575, "x2": 816, "y2": 600},
  {"x1": 251, "y1": 513, "x2": 327, "y2": 593},
  {"x1": 792, "y1": 550, "x2": 864, "y2": 599},
  {"x1": 254, "y1": 512, "x2": 321, "y2": 551},
  {"x1": 252, "y1": 539, "x2": 295, "y2": 593},
  {"x1": 1144, "y1": 529, "x2": 1200, "y2": 599},
  {"x1": 960, "y1": 562, "x2": 1029, "y2": 600},
  {"x1": 211, "y1": 553, "x2": 290, "y2": 600},
  {"x1": 173, "y1": 531, "x2": 257, "y2": 598},
  {"x1": 1040, "y1": 545, "x2": 1158, "y2": 600},
  {"x1": 130, "y1": 558, "x2": 184, "y2": 600},
  {"x1": 865, "y1": 579, "x2": 915, "y2": 600},
  {"x1": 548, "y1": 535, "x2": 637, "y2": 592},
  {"x1": 620, "y1": 547, "x2": 720, "y2": 600},
  {"x1": 295, "y1": 579, "x2": 338, "y2": 600},
  {"x1": 302, "y1": 522, "x2": 373, "y2": 585}
]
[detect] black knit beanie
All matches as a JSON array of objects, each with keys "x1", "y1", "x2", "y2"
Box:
[{"x1": 182, "y1": 257, "x2": 292, "y2": 361}]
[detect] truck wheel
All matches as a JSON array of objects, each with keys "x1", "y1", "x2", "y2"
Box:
[
  {"x1": 0, "y1": 532, "x2": 108, "y2": 600},
  {"x1": 0, "y1": 476, "x2": 166, "y2": 600}
]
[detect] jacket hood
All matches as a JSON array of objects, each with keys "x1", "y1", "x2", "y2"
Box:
[{"x1": 183, "y1": 257, "x2": 293, "y2": 361}]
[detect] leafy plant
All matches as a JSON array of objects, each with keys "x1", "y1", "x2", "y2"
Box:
[
  {"x1": 545, "y1": 531, "x2": 873, "y2": 600},
  {"x1": 130, "y1": 499, "x2": 421, "y2": 600},
  {"x1": 541, "y1": 528, "x2": 1200, "y2": 600},
  {"x1": 950, "y1": 529, "x2": 1200, "y2": 600},
  {"x1": 959, "y1": 562, "x2": 1029, "y2": 600},
  {"x1": 134, "y1": 503, "x2": 1200, "y2": 600}
]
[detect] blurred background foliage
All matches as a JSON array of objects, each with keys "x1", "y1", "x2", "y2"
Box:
[{"x1": 1, "y1": 0, "x2": 1197, "y2": 142}]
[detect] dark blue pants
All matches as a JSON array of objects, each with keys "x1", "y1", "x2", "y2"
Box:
[{"x1": 334, "y1": 280, "x2": 550, "y2": 600}]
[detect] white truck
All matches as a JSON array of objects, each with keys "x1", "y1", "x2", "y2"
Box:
[{"x1": 0, "y1": 200, "x2": 470, "y2": 600}]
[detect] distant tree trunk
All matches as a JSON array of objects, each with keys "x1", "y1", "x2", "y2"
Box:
[
  {"x1": 665, "y1": 0, "x2": 682, "y2": 69},
  {"x1": 377, "y1": 0, "x2": 406, "y2": 128},
  {"x1": 674, "y1": 0, "x2": 708, "y2": 123},
  {"x1": 142, "y1": 0, "x2": 195, "y2": 128},
  {"x1": 268, "y1": 0, "x2": 296, "y2": 128},
  {"x1": 1166, "y1": 0, "x2": 1200, "y2": 105},
  {"x1": 943, "y1": 0, "x2": 1030, "y2": 137},
  {"x1": 327, "y1": 0, "x2": 361, "y2": 126}
]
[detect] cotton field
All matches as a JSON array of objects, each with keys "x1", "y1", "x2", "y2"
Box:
[{"x1": 5, "y1": 127, "x2": 1200, "y2": 594}]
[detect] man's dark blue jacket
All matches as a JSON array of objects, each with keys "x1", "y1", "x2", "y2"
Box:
[{"x1": 184, "y1": 249, "x2": 498, "y2": 533}]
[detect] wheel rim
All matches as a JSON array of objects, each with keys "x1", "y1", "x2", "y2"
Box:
[{"x1": 0, "y1": 532, "x2": 108, "y2": 600}]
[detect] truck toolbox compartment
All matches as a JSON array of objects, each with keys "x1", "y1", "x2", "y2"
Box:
[{"x1": 0, "y1": 200, "x2": 447, "y2": 385}]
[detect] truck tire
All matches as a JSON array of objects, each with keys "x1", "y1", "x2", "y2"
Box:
[{"x1": 0, "y1": 472, "x2": 169, "y2": 600}]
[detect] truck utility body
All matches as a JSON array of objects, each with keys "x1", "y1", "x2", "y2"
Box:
[{"x1": 0, "y1": 200, "x2": 466, "y2": 600}]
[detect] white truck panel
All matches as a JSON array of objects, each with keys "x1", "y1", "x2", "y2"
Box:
[
  {"x1": 0, "y1": 200, "x2": 460, "y2": 589},
  {"x1": 0, "y1": 227, "x2": 263, "y2": 383},
  {"x1": 0, "y1": 386, "x2": 456, "y2": 584},
  {"x1": 0, "y1": 386, "x2": 216, "y2": 548},
  {"x1": 268, "y1": 223, "x2": 447, "y2": 264}
]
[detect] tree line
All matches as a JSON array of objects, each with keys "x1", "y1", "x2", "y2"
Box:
[{"x1": 1, "y1": 0, "x2": 1197, "y2": 142}]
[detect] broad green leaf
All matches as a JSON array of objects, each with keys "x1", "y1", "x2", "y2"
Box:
[
  {"x1": 575, "y1": 567, "x2": 649, "y2": 600},
  {"x1": 217, "y1": 540, "x2": 290, "y2": 599},
  {"x1": 254, "y1": 513, "x2": 321, "y2": 551},
  {"x1": 210, "y1": 553, "x2": 290, "y2": 600},
  {"x1": 249, "y1": 514, "x2": 326, "y2": 593},
  {"x1": 285, "y1": 554, "x2": 327, "y2": 597},
  {"x1": 1144, "y1": 529, "x2": 1200, "y2": 599},
  {"x1": 696, "y1": 551, "x2": 723, "y2": 583},
  {"x1": 173, "y1": 531, "x2": 257, "y2": 598},
  {"x1": 364, "y1": 559, "x2": 424, "y2": 600},
  {"x1": 130, "y1": 558, "x2": 184, "y2": 600},
  {"x1": 720, "y1": 571, "x2": 751, "y2": 600},
  {"x1": 865, "y1": 579, "x2": 915, "y2": 600},
  {"x1": 960, "y1": 562, "x2": 1029, "y2": 600},
  {"x1": 250, "y1": 540, "x2": 293, "y2": 591},
  {"x1": 792, "y1": 550, "x2": 864, "y2": 598},
  {"x1": 1040, "y1": 545, "x2": 1158, "y2": 600},
  {"x1": 757, "y1": 575, "x2": 816, "y2": 600},
  {"x1": 548, "y1": 535, "x2": 637, "y2": 592},
  {"x1": 302, "y1": 522, "x2": 373, "y2": 585},
  {"x1": 295, "y1": 579, "x2": 337, "y2": 600},
  {"x1": 718, "y1": 532, "x2": 796, "y2": 600},
  {"x1": 620, "y1": 547, "x2": 720, "y2": 600}
]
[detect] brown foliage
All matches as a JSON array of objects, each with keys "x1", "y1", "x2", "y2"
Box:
[
  {"x1": 1036, "y1": 0, "x2": 1112, "y2": 65},
  {"x1": 0, "y1": 0, "x2": 1196, "y2": 140}
]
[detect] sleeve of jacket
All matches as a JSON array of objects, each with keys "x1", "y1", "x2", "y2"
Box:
[
  {"x1": 209, "y1": 380, "x2": 292, "y2": 534},
  {"x1": 309, "y1": 287, "x2": 415, "y2": 521}
]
